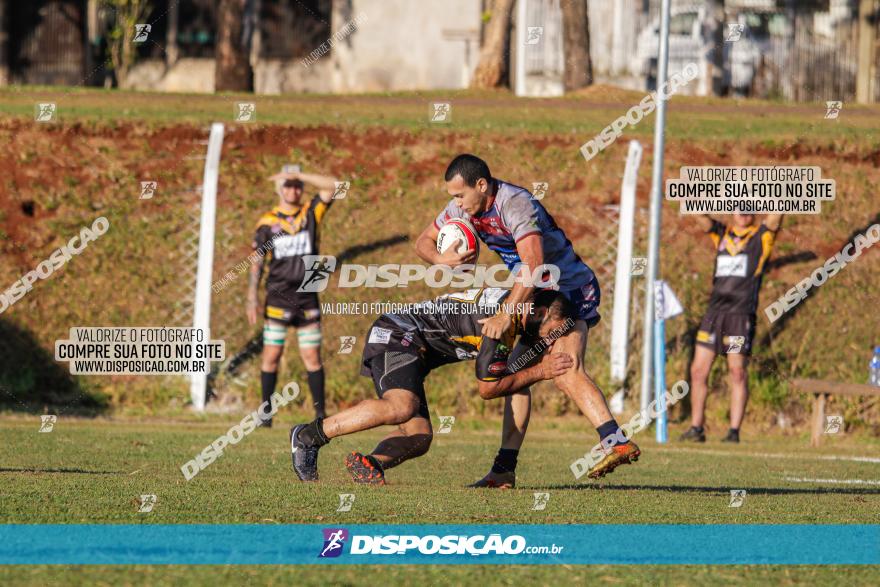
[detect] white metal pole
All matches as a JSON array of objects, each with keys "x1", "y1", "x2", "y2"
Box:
[
  {"x1": 190, "y1": 122, "x2": 225, "y2": 411},
  {"x1": 610, "y1": 140, "x2": 642, "y2": 386},
  {"x1": 640, "y1": 0, "x2": 672, "y2": 414},
  {"x1": 611, "y1": 0, "x2": 625, "y2": 75},
  {"x1": 515, "y1": 0, "x2": 528, "y2": 96}
]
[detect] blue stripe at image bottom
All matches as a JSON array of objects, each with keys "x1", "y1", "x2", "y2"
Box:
[{"x1": 0, "y1": 524, "x2": 877, "y2": 565}]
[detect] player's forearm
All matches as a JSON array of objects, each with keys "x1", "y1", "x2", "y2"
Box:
[
  {"x1": 297, "y1": 172, "x2": 337, "y2": 191},
  {"x1": 508, "y1": 234, "x2": 543, "y2": 313},
  {"x1": 247, "y1": 264, "x2": 262, "y2": 302},
  {"x1": 503, "y1": 281, "x2": 531, "y2": 315},
  {"x1": 415, "y1": 233, "x2": 441, "y2": 264},
  {"x1": 478, "y1": 364, "x2": 544, "y2": 400}
]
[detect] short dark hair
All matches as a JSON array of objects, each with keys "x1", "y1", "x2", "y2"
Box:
[
  {"x1": 445, "y1": 154, "x2": 491, "y2": 187},
  {"x1": 533, "y1": 289, "x2": 574, "y2": 322},
  {"x1": 522, "y1": 289, "x2": 575, "y2": 339}
]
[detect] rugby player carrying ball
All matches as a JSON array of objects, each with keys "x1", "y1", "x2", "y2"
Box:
[{"x1": 416, "y1": 154, "x2": 638, "y2": 485}]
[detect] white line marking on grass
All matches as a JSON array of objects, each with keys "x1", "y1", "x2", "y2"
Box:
[
  {"x1": 783, "y1": 476, "x2": 880, "y2": 485},
  {"x1": 656, "y1": 447, "x2": 880, "y2": 465}
]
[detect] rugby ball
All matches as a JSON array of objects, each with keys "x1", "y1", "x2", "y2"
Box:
[{"x1": 437, "y1": 219, "x2": 480, "y2": 256}]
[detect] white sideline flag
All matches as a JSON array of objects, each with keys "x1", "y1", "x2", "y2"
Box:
[{"x1": 653, "y1": 280, "x2": 683, "y2": 321}]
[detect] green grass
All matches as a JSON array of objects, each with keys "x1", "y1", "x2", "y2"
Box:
[
  {"x1": 1, "y1": 416, "x2": 878, "y2": 583},
  {"x1": 3, "y1": 85, "x2": 880, "y2": 140},
  {"x1": 3, "y1": 417, "x2": 878, "y2": 525}
]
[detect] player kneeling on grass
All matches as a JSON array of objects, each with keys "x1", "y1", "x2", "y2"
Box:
[{"x1": 288, "y1": 288, "x2": 574, "y2": 484}]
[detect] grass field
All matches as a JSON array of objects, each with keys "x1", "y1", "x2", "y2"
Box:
[{"x1": 1, "y1": 414, "x2": 879, "y2": 583}]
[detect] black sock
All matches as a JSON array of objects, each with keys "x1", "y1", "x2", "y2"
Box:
[
  {"x1": 693, "y1": 425, "x2": 704, "y2": 433},
  {"x1": 491, "y1": 448, "x2": 519, "y2": 474},
  {"x1": 597, "y1": 419, "x2": 627, "y2": 447},
  {"x1": 307, "y1": 368, "x2": 326, "y2": 418},
  {"x1": 260, "y1": 371, "x2": 277, "y2": 418},
  {"x1": 299, "y1": 418, "x2": 329, "y2": 448}
]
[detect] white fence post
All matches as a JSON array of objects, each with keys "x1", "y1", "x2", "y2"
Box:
[
  {"x1": 190, "y1": 122, "x2": 225, "y2": 411},
  {"x1": 610, "y1": 141, "x2": 643, "y2": 394}
]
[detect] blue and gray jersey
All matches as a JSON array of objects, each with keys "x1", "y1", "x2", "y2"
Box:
[{"x1": 434, "y1": 179, "x2": 595, "y2": 292}]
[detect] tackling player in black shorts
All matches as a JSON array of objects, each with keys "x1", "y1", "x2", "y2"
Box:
[
  {"x1": 288, "y1": 288, "x2": 575, "y2": 484},
  {"x1": 247, "y1": 167, "x2": 339, "y2": 425},
  {"x1": 680, "y1": 212, "x2": 783, "y2": 443}
]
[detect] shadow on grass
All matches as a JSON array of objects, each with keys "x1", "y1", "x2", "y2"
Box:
[
  {"x1": 533, "y1": 482, "x2": 880, "y2": 496},
  {"x1": 0, "y1": 318, "x2": 107, "y2": 415},
  {"x1": 764, "y1": 250, "x2": 818, "y2": 272},
  {"x1": 758, "y1": 211, "x2": 880, "y2": 352},
  {"x1": 0, "y1": 467, "x2": 120, "y2": 475}
]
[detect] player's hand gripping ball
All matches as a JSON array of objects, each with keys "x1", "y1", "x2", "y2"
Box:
[{"x1": 436, "y1": 219, "x2": 480, "y2": 258}]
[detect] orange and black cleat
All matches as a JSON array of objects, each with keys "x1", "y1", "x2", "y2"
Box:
[
  {"x1": 467, "y1": 470, "x2": 516, "y2": 489},
  {"x1": 587, "y1": 441, "x2": 641, "y2": 479},
  {"x1": 344, "y1": 451, "x2": 386, "y2": 486}
]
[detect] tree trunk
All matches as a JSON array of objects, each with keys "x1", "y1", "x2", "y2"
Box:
[
  {"x1": 704, "y1": 0, "x2": 726, "y2": 96},
  {"x1": 471, "y1": 0, "x2": 515, "y2": 89},
  {"x1": 215, "y1": 0, "x2": 254, "y2": 92},
  {"x1": 561, "y1": 0, "x2": 592, "y2": 91},
  {"x1": 108, "y1": 0, "x2": 150, "y2": 89}
]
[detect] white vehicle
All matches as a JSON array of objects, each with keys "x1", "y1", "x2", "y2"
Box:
[
  {"x1": 634, "y1": 4, "x2": 707, "y2": 94},
  {"x1": 634, "y1": 4, "x2": 781, "y2": 96}
]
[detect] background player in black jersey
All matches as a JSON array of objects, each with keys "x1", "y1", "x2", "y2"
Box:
[
  {"x1": 680, "y1": 212, "x2": 783, "y2": 443},
  {"x1": 247, "y1": 167, "x2": 339, "y2": 426},
  {"x1": 288, "y1": 288, "x2": 575, "y2": 484}
]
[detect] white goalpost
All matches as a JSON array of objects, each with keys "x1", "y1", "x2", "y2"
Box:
[
  {"x1": 190, "y1": 122, "x2": 225, "y2": 411},
  {"x1": 609, "y1": 140, "x2": 643, "y2": 409}
]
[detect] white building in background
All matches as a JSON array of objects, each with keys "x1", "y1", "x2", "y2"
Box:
[
  {"x1": 128, "y1": 0, "x2": 482, "y2": 94},
  {"x1": 514, "y1": 0, "x2": 565, "y2": 97},
  {"x1": 5, "y1": 0, "x2": 870, "y2": 100}
]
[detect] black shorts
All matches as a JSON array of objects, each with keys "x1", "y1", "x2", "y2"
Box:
[
  {"x1": 264, "y1": 288, "x2": 321, "y2": 328},
  {"x1": 366, "y1": 352, "x2": 431, "y2": 420},
  {"x1": 696, "y1": 312, "x2": 756, "y2": 356}
]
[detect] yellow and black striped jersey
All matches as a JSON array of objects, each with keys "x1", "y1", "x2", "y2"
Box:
[
  {"x1": 252, "y1": 195, "x2": 332, "y2": 293},
  {"x1": 706, "y1": 220, "x2": 775, "y2": 315}
]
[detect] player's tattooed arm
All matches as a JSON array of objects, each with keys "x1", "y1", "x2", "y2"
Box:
[
  {"x1": 477, "y1": 353, "x2": 573, "y2": 400},
  {"x1": 475, "y1": 333, "x2": 572, "y2": 400},
  {"x1": 246, "y1": 260, "x2": 263, "y2": 326}
]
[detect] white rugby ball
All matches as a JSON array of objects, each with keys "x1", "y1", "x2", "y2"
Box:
[{"x1": 437, "y1": 219, "x2": 480, "y2": 256}]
